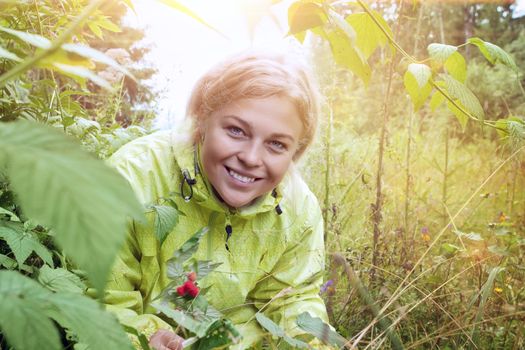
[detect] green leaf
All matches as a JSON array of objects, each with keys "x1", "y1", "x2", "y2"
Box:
[
  {"x1": 346, "y1": 11, "x2": 392, "y2": 59},
  {"x1": 167, "y1": 227, "x2": 209, "y2": 278},
  {"x1": 288, "y1": 1, "x2": 326, "y2": 36},
  {"x1": 427, "y1": 43, "x2": 457, "y2": 63},
  {"x1": 468, "y1": 37, "x2": 518, "y2": 72},
  {"x1": 45, "y1": 293, "x2": 134, "y2": 350},
  {"x1": 157, "y1": 0, "x2": 224, "y2": 37},
  {"x1": 256, "y1": 313, "x2": 311, "y2": 349},
  {"x1": 444, "y1": 51, "x2": 467, "y2": 83},
  {"x1": 446, "y1": 99, "x2": 469, "y2": 130},
  {"x1": 440, "y1": 243, "x2": 461, "y2": 258},
  {"x1": 87, "y1": 22, "x2": 103, "y2": 39},
  {"x1": 152, "y1": 301, "x2": 209, "y2": 337},
  {"x1": 0, "y1": 45, "x2": 22, "y2": 61},
  {"x1": 150, "y1": 205, "x2": 179, "y2": 244},
  {"x1": 95, "y1": 16, "x2": 122, "y2": 33},
  {"x1": 38, "y1": 265, "x2": 87, "y2": 293},
  {"x1": 0, "y1": 270, "x2": 61, "y2": 350},
  {"x1": 0, "y1": 121, "x2": 144, "y2": 293},
  {"x1": 325, "y1": 29, "x2": 370, "y2": 84},
  {"x1": 404, "y1": 63, "x2": 432, "y2": 111},
  {"x1": 454, "y1": 230, "x2": 484, "y2": 241},
  {"x1": 440, "y1": 74, "x2": 485, "y2": 121},
  {"x1": 51, "y1": 63, "x2": 113, "y2": 90},
  {"x1": 429, "y1": 91, "x2": 445, "y2": 111},
  {"x1": 0, "y1": 222, "x2": 54, "y2": 267},
  {"x1": 61, "y1": 44, "x2": 135, "y2": 80},
  {"x1": 296, "y1": 312, "x2": 347, "y2": 347},
  {"x1": 0, "y1": 253, "x2": 17, "y2": 269},
  {"x1": 328, "y1": 9, "x2": 356, "y2": 44},
  {"x1": 0, "y1": 26, "x2": 51, "y2": 49}
]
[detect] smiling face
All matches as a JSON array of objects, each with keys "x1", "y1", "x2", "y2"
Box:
[{"x1": 199, "y1": 96, "x2": 303, "y2": 208}]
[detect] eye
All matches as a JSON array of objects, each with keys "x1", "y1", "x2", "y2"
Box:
[
  {"x1": 227, "y1": 126, "x2": 245, "y2": 137},
  {"x1": 269, "y1": 140, "x2": 287, "y2": 152}
]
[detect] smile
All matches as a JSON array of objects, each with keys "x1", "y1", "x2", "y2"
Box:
[{"x1": 227, "y1": 167, "x2": 256, "y2": 183}]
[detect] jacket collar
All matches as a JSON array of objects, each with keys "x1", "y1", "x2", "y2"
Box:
[{"x1": 170, "y1": 126, "x2": 283, "y2": 219}]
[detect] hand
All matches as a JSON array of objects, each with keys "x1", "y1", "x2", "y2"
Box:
[{"x1": 149, "y1": 329, "x2": 184, "y2": 350}]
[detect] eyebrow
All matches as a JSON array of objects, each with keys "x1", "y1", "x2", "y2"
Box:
[{"x1": 224, "y1": 115, "x2": 296, "y2": 142}]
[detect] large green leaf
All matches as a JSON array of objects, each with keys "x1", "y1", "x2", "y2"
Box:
[
  {"x1": 325, "y1": 29, "x2": 370, "y2": 84},
  {"x1": 167, "y1": 226, "x2": 209, "y2": 278},
  {"x1": 150, "y1": 204, "x2": 179, "y2": 244},
  {"x1": 440, "y1": 74, "x2": 485, "y2": 124},
  {"x1": 45, "y1": 293, "x2": 134, "y2": 350},
  {"x1": 256, "y1": 313, "x2": 311, "y2": 349},
  {"x1": 0, "y1": 222, "x2": 54, "y2": 267},
  {"x1": 468, "y1": 37, "x2": 518, "y2": 72},
  {"x1": 61, "y1": 43, "x2": 135, "y2": 80},
  {"x1": 427, "y1": 43, "x2": 457, "y2": 63},
  {"x1": 296, "y1": 312, "x2": 347, "y2": 347},
  {"x1": 288, "y1": 1, "x2": 326, "y2": 37},
  {"x1": 0, "y1": 270, "x2": 61, "y2": 350},
  {"x1": 0, "y1": 45, "x2": 22, "y2": 62},
  {"x1": 346, "y1": 11, "x2": 392, "y2": 59},
  {"x1": 328, "y1": 9, "x2": 356, "y2": 44},
  {"x1": 38, "y1": 265, "x2": 87, "y2": 293},
  {"x1": 0, "y1": 26, "x2": 51, "y2": 49},
  {"x1": 52, "y1": 63, "x2": 112, "y2": 90},
  {"x1": 0, "y1": 121, "x2": 144, "y2": 293},
  {"x1": 404, "y1": 63, "x2": 432, "y2": 111}
]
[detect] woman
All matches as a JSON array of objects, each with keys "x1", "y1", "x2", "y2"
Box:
[{"x1": 106, "y1": 51, "x2": 330, "y2": 349}]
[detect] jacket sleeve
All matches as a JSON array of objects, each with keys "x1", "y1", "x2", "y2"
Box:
[
  {"x1": 102, "y1": 220, "x2": 173, "y2": 346},
  {"x1": 248, "y1": 195, "x2": 333, "y2": 347}
]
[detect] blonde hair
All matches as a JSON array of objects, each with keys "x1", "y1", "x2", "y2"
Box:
[{"x1": 186, "y1": 50, "x2": 319, "y2": 160}]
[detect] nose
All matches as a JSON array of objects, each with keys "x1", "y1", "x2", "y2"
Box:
[{"x1": 238, "y1": 141, "x2": 263, "y2": 168}]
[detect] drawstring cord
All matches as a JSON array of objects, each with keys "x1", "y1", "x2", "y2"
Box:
[{"x1": 180, "y1": 148, "x2": 200, "y2": 202}]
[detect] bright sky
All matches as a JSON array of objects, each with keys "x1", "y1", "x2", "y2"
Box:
[
  {"x1": 126, "y1": 0, "x2": 302, "y2": 128},
  {"x1": 125, "y1": 0, "x2": 525, "y2": 128}
]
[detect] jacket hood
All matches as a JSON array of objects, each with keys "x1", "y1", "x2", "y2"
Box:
[{"x1": 169, "y1": 126, "x2": 284, "y2": 220}]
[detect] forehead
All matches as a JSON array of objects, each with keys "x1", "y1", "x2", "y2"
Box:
[{"x1": 211, "y1": 97, "x2": 303, "y2": 141}]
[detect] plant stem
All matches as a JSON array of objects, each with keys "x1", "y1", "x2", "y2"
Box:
[
  {"x1": 0, "y1": 0, "x2": 106, "y2": 87},
  {"x1": 323, "y1": 106, "x2": 333, "y2": 242}
]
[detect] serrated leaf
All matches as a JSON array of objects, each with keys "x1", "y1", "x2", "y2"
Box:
[
  {"x1": 61, "y1": 44, "x2": 135, "y2": 81},
  {"x1": 256, "y1": 313, "x2": 311, "y2": 349},
  {"x1": 38, "y1": 265, "x2": 86, "y2": 293},
  {"x1": 468, "y1": 37, "x2": 518, "y2": 72},
  {"x1": 346, "y1": 11, "x2": 392, "y2": 59},
  {"x1": 45, "y1": 293, "x2": 133, "y2": 350},
  {"x1": 441, "y1": 74, "x2": 485, "y2": 121},
  {"x1": 0, "y1": 45, "x2": 22, "y2": 61},
  {"x1": 152, "y1": 302, "x2": 209, "y2": 337},
  {"x1": 296, "y1": 312, "x2": 347, "y2": 347},
  {"x1": 427, "y1": 43, "x2": 457, "y2": 63},
  {"x1": 404, "y1": 64, "x2": 432, "y2": 111},
  {"x1": 325, "y1": 29, "x2": 370, "y2": 84},
  {"x1": 444, "y1": 51, "x2": 467, "y2": 82},
  {"x1": 328, "y1": 9, "x2": 355, "y2": 44},
  {"x1": 151, "y1": 205, "x2": 179, "y2": 244},
  {"x1": 288, "y1": 1, "x2": 326, "y2": 36},
  {"x1": 167, "y1": 227, "x2": 209, "y2": 278},
  {"x1": 0, "y1": 121, "x2": 144, "y2": 293},
  {"x1": 52, "y1": 63, "x2": 113, "y2": 90},
  {"x1": 0, "y1": 222, "x2": 54, "y2": 267},
  {"x1": 0, "y1": 26, "x2": 51, "y2": 49},
  {"x1": 0, "y1": 270, "x2": 61, "y2": 350}
]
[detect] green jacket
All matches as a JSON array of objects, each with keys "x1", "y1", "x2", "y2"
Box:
[{"x1": 105, "y1": 125, "x2": 329, "y2": 349}]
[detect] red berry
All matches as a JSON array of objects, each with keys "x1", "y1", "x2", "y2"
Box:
[
  {"x1": 176, "y1": 285, "x2": 186, "y2": 297},
  {"x1": 183, "y1": 280, "x2": 200, "y2": 298},
  {"x1": 187, "y1": 272, "x2": 197, "y2": 282}
]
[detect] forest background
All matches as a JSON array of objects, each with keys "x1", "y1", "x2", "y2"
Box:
[{"x1": 0, "y1": 0, "x2": 524, "y2": 349}]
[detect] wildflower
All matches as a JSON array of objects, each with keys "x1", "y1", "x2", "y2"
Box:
[
  {"x1": 494, "y1": 287, "x2": 503, "y2": 293},
  {"x1": 499, "y1": 212, "x2": 507, "y2": 223},
  {"x1": 421, "y1": 227, "x2": 430, "y2": 242},
  {"x1": 320, "y1": 279, "x2": 334, "y2": 294}
]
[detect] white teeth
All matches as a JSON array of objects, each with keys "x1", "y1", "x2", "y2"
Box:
[{"x1": 228, "y1": 169, "x2": 255, "y2": 183}]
